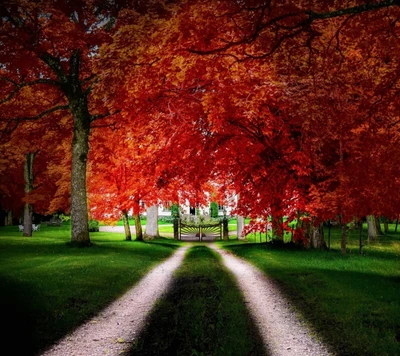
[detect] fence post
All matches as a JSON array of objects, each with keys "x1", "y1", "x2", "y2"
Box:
[
  {"x1": 223, "y1": 212, "x2": 229, "y2": 240},
  {"x1": 173, "y1": 213, "x2": 179, "y2": 240}
]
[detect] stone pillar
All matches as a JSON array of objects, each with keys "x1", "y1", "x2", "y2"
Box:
[
  {"x1": 145, "y1": 205, "x2": 159, "y2": 238},
  {"x1": 237, "y1": 215, "x2": 245, "y2": 240},
  {"x1": 223, "y1": 214, "x2": 229, "y2": 240},
  {"x1": 173, "y1": 214, "x2": 179, "y2": 240}
]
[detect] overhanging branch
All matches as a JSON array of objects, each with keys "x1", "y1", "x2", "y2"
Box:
[
  {"x1": 307, "y1": 0, "x2": 400, "y2": 20},
  {"x1": 0, "y1": 103, "x2": 69, "y2": 140},
  {"x1": 90, "y1": 109, "x2": 121, "y2": 122},
  {"x1": 1, "y1": 104, "x2": 69, "y2": 124},
  {"x1": 190, "y1": 0, "x2": 400, "y2": 57},
  {"x1": 0, "y1": 77, "x2": 61, "y2": 104}
]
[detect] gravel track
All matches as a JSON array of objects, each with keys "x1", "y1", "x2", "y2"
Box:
[
  {"x1": 210, "y1": 245, "x2": 333, "y2": 356},
  {"x1": 41, "y1": 245, "x2": 189, "y2": 356},
  {"x1": 40, "y1": 239, "x2": 333, "y2": 356}
]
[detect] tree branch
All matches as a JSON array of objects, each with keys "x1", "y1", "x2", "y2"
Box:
[
  {"x1": 306, "y1": 0, "x2": 400, "y2": 20},
  {"x1": 69, "y1": 49, "x2": 81, "y2": 85},
  {"x1": 83, "y1": 76, "x2": 99, "y2": 96},
  {"x1": 40, "y1": 52, "x2": 68, "y2": 84},
  {"x1": 0, "y1": 77, "x2": 61, "y2": 104},
  {"x1": 190, "y1": 1, "x2": 400, "y2": 57},
  {"x1": 0, "y1": 103, "x2": 69, "y2": 140},
  {"x1": 90, "y1": 109, "x2": 121, "y2": 122},
  {"x1": 2, "y1": 104, "x2": 69, "y2": 124}
]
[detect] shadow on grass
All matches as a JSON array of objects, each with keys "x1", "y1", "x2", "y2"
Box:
[
  {"x1": 0, "y1": 235, "x2": 180, "y2": 355},
  {"x1": 223, "y1": 243, "x2": 400, "y2": 356},
  {"x1": 128, "y1": 246, "x2": 267, "y2": 356},
  {"x1": 0, "y1": 277, "x2": 45, "y2": 355}
]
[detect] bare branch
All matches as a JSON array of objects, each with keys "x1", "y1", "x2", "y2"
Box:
[
  {"x1": 190, "y1": 1, "x2": 400, "y2": 57},
  {"x1": 307, "y1": 0, "x2": 400, "y2": 20},
  {"x1": 91, "y1": 121, "x2": 117, "y2": 130},
  {"x1": 90, "y1": 109, "x2": 121, "y2": 122},
  {"x1": 0, "y1": 77, "x2": 61, "y2": 104},
  {"x1": 2, "y1": 104, "x2": 69, "y2": 124},
  {"x1": 82, "y1": 74, "x2": 97, "y2": 85},
  {"x1": 83, "y1": 76, "x2": 99, "y2": 96}
]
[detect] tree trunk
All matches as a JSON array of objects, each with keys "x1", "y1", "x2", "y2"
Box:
[
  {"x1": 309, "y1": 222, "x2": 327, "y2": 249},
  {"x1": 145, "y1": 205, "x2": 159, "y2": 238},
  {"x1": 367, "y1": 215, "x2": 379, "y2": 242},
  {"x1": 341, "y1": 223, "x2": 347, "y2": 254},
  {"x1": 134, "y1": 214, "x2": 143, "y2": 241},
  {"x1": 271, "y1": 215, "x2": 284, "y2": 241},
  {"x1": 70, "y1": 104, "x2": 91, "y2": 245},
  {"x1": 383, "y1": 217, "x2": 389, "y2": 234},
  {"x1": 23, "y1": 203, "x2": 33, "y2": 236},
  {"x1": 6, "y1": 210, "x2": 12, "y2": 226},
  {"x1": 237, "y1": 215, "x2": 245, "y2": 239},
  {"x1": 223, "y1": 215, "x2": 229, "y2": 240},
  {"x1": 122, "y1": 211, "x2": 131, "y2": 241},
  {"x1": 41, "y1": 50, "x2": 91, "y2": 245},
  {"x1": 375, "y1": 216, "x2": 383, "y2": 235},
  {"x1": 23, "y1": 152, "x2": 36, "y2": 237}
]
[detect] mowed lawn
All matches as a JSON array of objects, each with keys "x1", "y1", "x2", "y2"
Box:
[
  {"x1": 129, "y1": 245, "x2": 266, "y2": 355},
  {"x1": 1, "y1": 222, "x2": 399, "y2": 356},
  {"x1": 0, "y1": 224, "x2": 180, "y2": 355},
  {"x1": 222, "y1": 225, "x2": 400, "y2": 356}
]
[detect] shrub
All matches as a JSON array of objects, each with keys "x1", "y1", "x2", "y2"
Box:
[
  {"x1": 210, "y1": 202, "x2": 219, "y2": 218},
  {"x1": 88, "y1": 219, "x2": 99, "y2": 232},
  {"x1": 170, "y1": 204, "x2": 180, "y2": 218}
]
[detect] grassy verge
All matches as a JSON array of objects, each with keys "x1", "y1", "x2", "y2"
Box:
[
  {"x1": 129, "y1": 245, "x2": 266, "y2": 356},
  {"x1": 0, "y1": 225, "x2": 180, "y2": 355},
  {"x1": 223, "y1": 235, "x2": 400, "y2": 356}
]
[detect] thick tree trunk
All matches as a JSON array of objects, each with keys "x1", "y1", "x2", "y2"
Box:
[
  {"x1": 359, "y1": 221, "x2": 364, "y2": 254},
  {"x1": 6, "y1": 210, "x2": 12, "y2": 226},
  {"x1": 341, "y1": 223, "x2": 347, "y2": 254},
  {"x1": 42, "y1": 50, "x2": 91, "y2": 245},
  {"x1": 134, "y1": 214, "x2": 143, "y2": 241},
  {"x1": 375, "y1": 216, "x2": 383, "y2": 235},
  {"x1": 23, "y1": 152, "x2": 36, "y2": 237},
  {"x1": 122, "y1": 211, "x2": 131, "y2": 241},
  {"x1": 309, "y1": 223, "x2": 327, "y2": 249},
  {"x1": 271, "y1": 215, "x2": 284, "y2": 241},
  {"x1": 23, "y1": 203, "x2": 33, "y2": 237},
  {"x1": 70, "y1": 110, "x2": 90, "y2": 245},
  {"x1": 145, "y1": 205, "x2": 159, "y2": 238},
  {"x1": 237, "y1": 215, "x2": 245, "y2": 239},
  {"x1": 383, "y1": 217, "x2": 389, "y2": 234},
  {"x1": 367, "y1": 215, "x2": 380, "y2": 242}
]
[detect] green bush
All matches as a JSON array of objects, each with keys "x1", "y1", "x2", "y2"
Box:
[
  {"x1": 170, "y1": 204, "x2": 180, "y2": 218},
  {"x1": 210, "y1": 201, "x2": 219, "y2": 218},
  {"x1": 88, "y1": 219, "x2": 99, "y2": 232}
]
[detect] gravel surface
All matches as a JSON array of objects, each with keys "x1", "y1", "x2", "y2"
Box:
[
  {"x1": 210, "y1": 245, "x2": 333, "y2": 356},
  {"x1": 40, "y1": 245, "x2": 189, "y2": 356},
  {"x1": 40, "y1": 240, "x2": 333, "y2": 356}
]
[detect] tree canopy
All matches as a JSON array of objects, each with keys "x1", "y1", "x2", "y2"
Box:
[{"x1": 1, "y1": 0, "x2": 400, "y2": 249}]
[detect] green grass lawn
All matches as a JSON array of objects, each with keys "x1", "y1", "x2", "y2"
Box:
[
  {"x1": 223, "y1": 225, "x2": 400, "y2": 356},
  {"x1": 129, "y1": 245, "x2": 266, "y2": 355},
  {"x1": 0, "y1": 224, "x2": 180, "y2": 355},
  {"x1": 2, "y1": 222, "x2": 399, "y2": 356}
]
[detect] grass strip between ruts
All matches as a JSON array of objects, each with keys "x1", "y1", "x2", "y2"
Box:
[{"x1": 129, "y1": 245, "x2": 267, "y2": 356}]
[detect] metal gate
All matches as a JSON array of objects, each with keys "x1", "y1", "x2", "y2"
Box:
[{"x1": 179, "y1": 221, "x2": 222, "y2": 241}]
